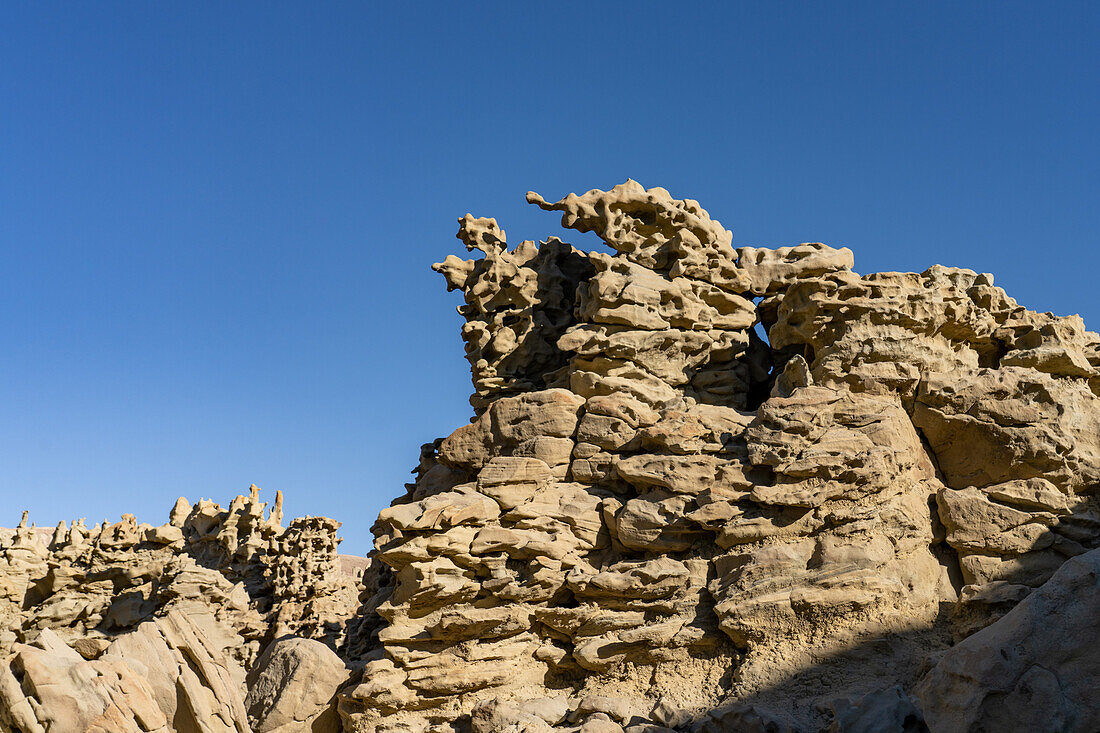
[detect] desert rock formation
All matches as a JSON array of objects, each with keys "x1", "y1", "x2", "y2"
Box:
[{"x1": 4, "y1": 181, "x2": 1100, "y2": 732}]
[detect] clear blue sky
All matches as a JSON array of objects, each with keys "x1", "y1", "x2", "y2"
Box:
[{"x1": 1, "y1": 3, "x2": 1097, "y2": 554}]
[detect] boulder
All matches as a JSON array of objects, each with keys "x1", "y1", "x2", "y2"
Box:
[
  {"x1": 918, "y1": 547, "x2": 1100, "y2": 732},
  {"x1": 245, "y1": 636, "x2": 350, "y2": 733}
]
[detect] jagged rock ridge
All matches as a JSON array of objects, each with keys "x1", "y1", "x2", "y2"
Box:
[
  {"x1": 4, "y1": 181, "x2": 1100, "y2": 732},
  {"x1": 0, "y1": 485, "x2": 361, "y2": 732}
]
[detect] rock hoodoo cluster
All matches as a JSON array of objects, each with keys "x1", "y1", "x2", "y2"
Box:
[{"x1": 3, "y1": 181, "x2": 1100, "y2": 732}]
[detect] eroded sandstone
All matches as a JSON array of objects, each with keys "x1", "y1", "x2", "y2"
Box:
[{"x1": 3, "y1": 180, "x2": 1099, "y2": 732}]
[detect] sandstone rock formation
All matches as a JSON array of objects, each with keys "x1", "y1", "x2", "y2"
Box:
[
  {"x1": 246, "y1": 636, "x2": 349, "y2": 732},
  {"x1": 0, "y1": 486, "x2": 359, "y2": 733},
  {"x1": 3, "y1": 180, "x2": 1100, "y2": 732},
  {"x1": 917, "y1": 547, "x2": 1100, "y2": 732}
]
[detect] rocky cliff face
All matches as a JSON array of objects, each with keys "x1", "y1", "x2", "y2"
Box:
[{"x1": 4, "y1": 181, "x2": 1100, "y2": 732}]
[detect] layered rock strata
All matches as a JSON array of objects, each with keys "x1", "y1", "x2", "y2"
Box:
[
  {"x1": 348, "y1": 181, "x2": 1100, "y2": 732},
  {"x1": 3, "y1": 180, "x2": 1100, "y2": 732}
]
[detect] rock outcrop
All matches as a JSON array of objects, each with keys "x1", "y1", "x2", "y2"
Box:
[
  {"x1": 3, "y1": 180, "x2": 1100, "y2": 732},
  {"x1": 0, "y1": 486, "x2": 359, "y2": 733},
  {"x1": 917, "y1": 546, "x2": 1100, "y2": 733}
]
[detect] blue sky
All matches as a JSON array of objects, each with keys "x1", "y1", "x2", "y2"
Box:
[{"x1": 1, "y1": 3, "x2": 1097, "y2": 554}]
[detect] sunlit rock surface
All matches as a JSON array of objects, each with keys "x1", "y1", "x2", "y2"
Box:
[{"x1": 4, "y1": 181, "x2": 1100, "y2": 732}]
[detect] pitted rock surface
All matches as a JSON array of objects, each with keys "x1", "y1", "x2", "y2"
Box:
[{"x1": 3, "y1": 181, "x2": 1099, "y2": 732}]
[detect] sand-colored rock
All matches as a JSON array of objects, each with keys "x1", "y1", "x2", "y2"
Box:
[
  {"x1": 245, "y1": 636, "x2": 350, "y2": 732},
  {"x1": 0, "y1": 628, "x2": 169, "y2": 733},
  {"x1": 5, "y1": 180, "x2": 1100, "y2": 731}
]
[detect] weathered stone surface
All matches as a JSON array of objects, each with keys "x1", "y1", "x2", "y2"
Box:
[
  {"x1": 0, "y1": 486, "x2": 362, "y2": 733},
  {"x1": 826, "y1": 686, "x2": 925, "y2": 733},
  {"x1": 615, "y1": 454, "x2": 754, "y2": 495},
  {"x1": 918, "y1": 547, "x2": 1100, "y2": 733},
  {"x1": 433, "y1": 216, "x2": 593, "y2": 412},
  {"x1": 6, "y1": 180, "x2": 1100, "y2": 732},
  {"x1": 0, "y1": 610, "x2": 257, "y2": 733},
  {"x1": 471, "y1": 697, "x2": 554, "y2": 732},
  {"x1": 0, "y1": 628, "x2": 170, "y2": 733},
  {"x1": 937, "y1": 487, "x2": 1058, "y2": 555},
  {"x1": 914, "y1": 368, "x2": 1100, "y2": 492},
  {"x1": 527, "y1": 180, "x2": 734, "y2": 272},
  {"x1": 245, "y1": 636, "x2": 349, "y2": 733}
]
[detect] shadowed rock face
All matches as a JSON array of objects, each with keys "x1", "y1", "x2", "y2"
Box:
[{"x1": 4, "y1": 181, "x2": 1100, "y2": 732}]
